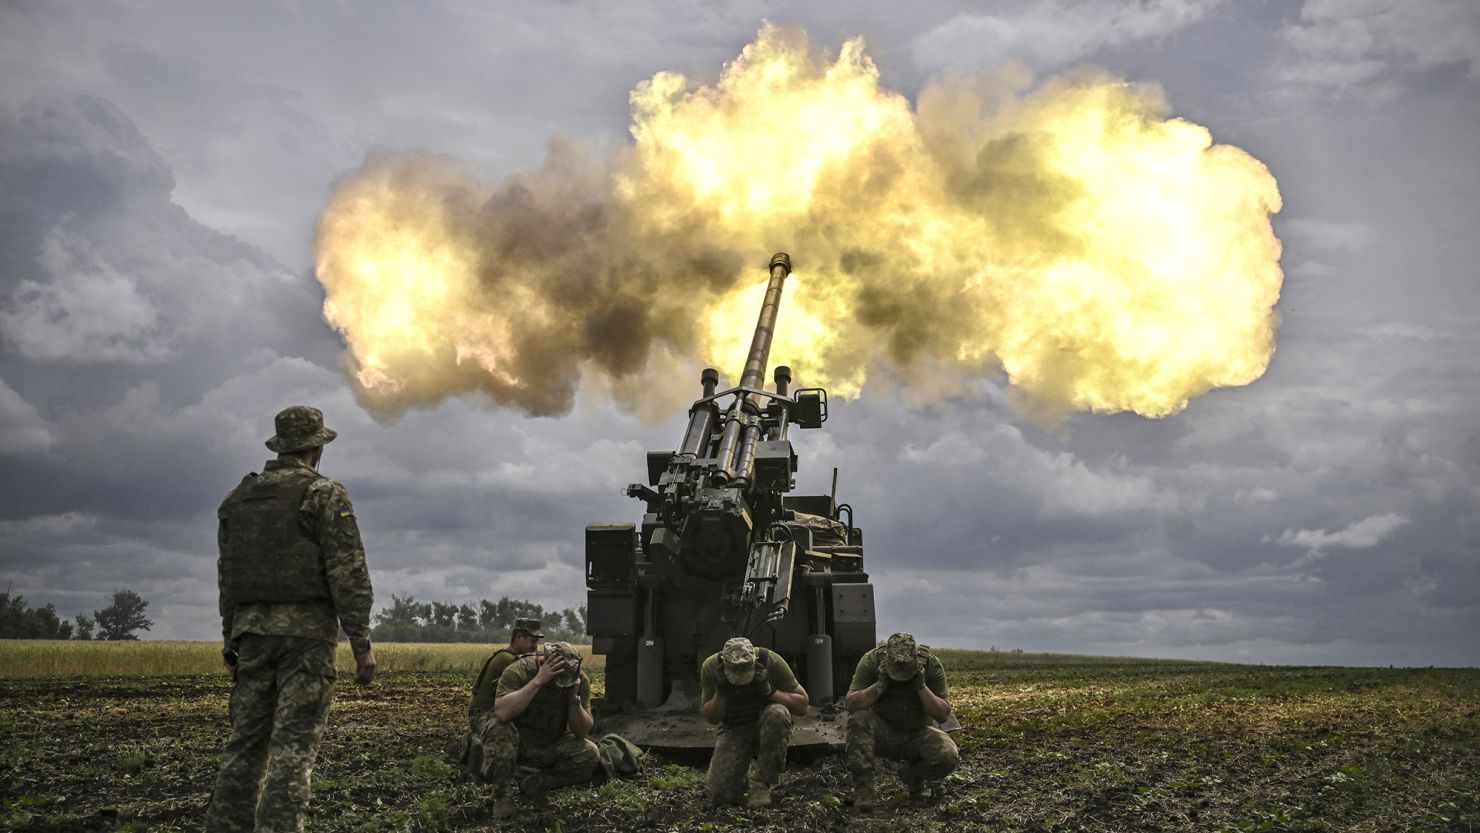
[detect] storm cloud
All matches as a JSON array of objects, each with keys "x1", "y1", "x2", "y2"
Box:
[{"x1": 1, "y1": 1, "x2": 1476, "y2": 666}]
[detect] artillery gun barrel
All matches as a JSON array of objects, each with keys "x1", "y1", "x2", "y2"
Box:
[
  {"x1": 717, "y1": 253, "x2": 791, "y2": 482},
  {"x1": 740, "y1": 253, "x2": 792, "y2": 390}
]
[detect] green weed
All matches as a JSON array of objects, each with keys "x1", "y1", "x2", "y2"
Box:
[
  {"x1": 407, "y1": 754, "x2": 453, "y2": 783},
  {"x1": 581, "y1": 779, "x2": 648, "y2": 811},
  {"x1": 412, "y1": 790, "x2": 451, "y2": 827},
  {"x1": 117, "y1": 747, "x2": 149, "y2": 774},
  {"x1": 650, "y1": 763, "x2": 705, "y2": 790}
]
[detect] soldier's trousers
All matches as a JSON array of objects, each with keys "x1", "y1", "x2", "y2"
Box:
[
  {"x1": 844, "y1": 710, "x2": 960, "y2": 781},
  {"x1": 204, "y1": 635, "x2": 337, "y2": 833},
  {"x1": 476, "y1": 717, "x2": 599, "y2": 793},
  {"x1": 706, "y1": 703, "x2": 793, "y2": 805}
]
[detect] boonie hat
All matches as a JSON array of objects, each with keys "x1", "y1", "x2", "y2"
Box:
[
  {"x1": 265, "y1": 405, "x2": 337, "y2": 453},
  {"x1": 545, "y1": 642, "x2": 582, "y2": 688},
  {"x1": 721, "y1": 636, "x2": 758, "y2": 685},
  {"x1": 883, "y1": 632, "x2": 919, "y2": 681},
  {"x1": 512, "y1": 617, "x2": 544, "y2": 638}
]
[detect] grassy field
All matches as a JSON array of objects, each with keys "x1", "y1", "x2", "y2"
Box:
[
  {"x1": 0, "y1": 640, "x2": 601, "y2": 678},
  {"x1": 1, "y1": 643, "x2": 1476, "y2": 832}
]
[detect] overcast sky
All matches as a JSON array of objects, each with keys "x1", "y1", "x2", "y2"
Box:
[{"x1": 2, "y1": 0, "x2": 1477, "y2": 667}]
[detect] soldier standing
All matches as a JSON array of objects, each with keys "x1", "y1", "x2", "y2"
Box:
[
  {"x1": 205, "y1": 405, "x2": 376, "y2": 833},
  {"x1": 487, "y1": 641, "x2": 599, "y2": 816},
  {"x1": 462, "y1": 617, "x2": 544, "y2": 783},
  {"x1": 699, "y1": 636, "x2": 809, "y2": 807},
  {"x1": 843, "y1": 632, "x2": 959, "y2": 811}
]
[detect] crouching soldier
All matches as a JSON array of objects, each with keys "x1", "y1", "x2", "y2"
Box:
[
  {"x1": 487, "y1": 641, "x2": 599, "y2": 815},
  {"x1": 844, "y1": 632, "x2": 960, "y2": 810},
  {"x1": 700, "y1": 637, "x2": 809, "y2": 807},
  {"x1": 462, "y1": 617, "x2": 543, "y2": 782}
]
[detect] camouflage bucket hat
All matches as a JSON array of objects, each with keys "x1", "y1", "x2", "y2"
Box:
[
  {"x1": 265, "y1": 405, "x2": 337, "y2": 453},
  {"x1": 721, "y1": 636, "x2": 757, "y2": 685},
  {"x1": 512, "y1": 617, "x2": 544, "y2": 638},
  {"x1": 546, "y1": 641, "x2": 582, "y2": 687},
  {"x1": 883, "y1": 632, "x2": 918, "y2": 681}
]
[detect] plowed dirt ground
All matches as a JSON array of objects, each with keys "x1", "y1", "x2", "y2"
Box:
[{"x1": 2, "y1": 653, "x2": 1476, "y2": 832}]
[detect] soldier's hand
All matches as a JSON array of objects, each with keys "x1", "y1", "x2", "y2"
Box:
[
  {"x1": 753, "y1": 674, "x2": 775, "y2": 700},
  {"x1": 907, "y1": 670, "x2": 927, "y2": 691},
  {"x1": 534, "y1": 653, "x2": 568, "y2": 686},
  {"x1": 875, "y1": 667, "x2": 891, "y2": 693},
  {"x1": 222, "y1": 650, "x2": 239, "y2": 681},
  {"x1": 355, "y1": 649, "x2": 377, "y2": 686}
]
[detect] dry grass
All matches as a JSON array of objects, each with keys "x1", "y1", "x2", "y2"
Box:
[{"x1": 0, "y1": 640, "x2": 603, "y2": 678}]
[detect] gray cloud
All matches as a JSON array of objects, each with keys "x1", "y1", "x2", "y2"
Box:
[
  {"x1": 912, "y1": 0, "x2": 1226, "y2": 75},
  {"x1": 0, "y1": 3, "x2": 1476, "y2": 667},
  {"x1": 1276, "y1": 0, "x2": 1480, "y2": 98},
  {"x1": 1275, "y1": 512, "x2": 1410, "y2": 557},
  {"x1": 0, "y1": 376, "x2": 56, "y2": 454}
]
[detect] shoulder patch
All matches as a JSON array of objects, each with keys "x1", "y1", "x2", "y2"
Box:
[{"x1": 337, "y1": 505, "x2": 354, "y2": 518}]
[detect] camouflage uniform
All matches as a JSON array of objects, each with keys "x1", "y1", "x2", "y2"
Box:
[
  {"x1": 699, "y1": 638, "x2": 803, "y2": 806},
  {"x1": 462, "y1": 617, "x2": 545, "y2": 783},
  {"x1": 205, "y1": 406, "x2": 373, "y2": 833},
  {"x1": 485, "y1": 645, "x2": 599, "y2": 797},
  {"x1": 845, "y1": 635, "x2": 960, "y2": 796}
]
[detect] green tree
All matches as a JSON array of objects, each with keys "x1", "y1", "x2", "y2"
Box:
[
  {"x1": 94, "y1": 590, "x2": 153, "y2": 641},
  {"x1": 369, "y1": 595, "x2": 589, "y2": 644},
  {"x1": 0, "y1": 590, "x2": 77, "y2": 639},
  {"x1": 429, "y1": 601, "x2": 459, "y2": 629},
  {"x1": 0, "y1": 590, "x2": 29, "y2": 637},
  {"x1": 456, "y1": 604, "x2": 478, "y2": 632},
  {"x1": 74, "y1": 614, "x2": 96, "y2": 640},
  {"x1": 371, "y1": 594, "x2": 425, "y2": 642},
  {"x1": 30, "y1": 604, "x2": 73, "y2": 640},
  {"x1": 477, "y1": 599, "x2": 500, "y2": 628}
]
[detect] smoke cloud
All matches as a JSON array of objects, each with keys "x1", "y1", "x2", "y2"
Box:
[{"x1": 315, "y1": 25, "x2": 1282, "y2": 421}]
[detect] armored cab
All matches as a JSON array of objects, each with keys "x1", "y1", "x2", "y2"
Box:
[{"x1": 585, "y1": 253, "x2": 876, "y2": 748}]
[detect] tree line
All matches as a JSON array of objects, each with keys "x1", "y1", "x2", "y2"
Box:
[
  {"x1": 371, "y1": 594, "x2": 590, "y2": 644},
  {"x1": 0, "y1": 589, "x2": 154, "y2": 640},
  {"x1": 2, "y1": 588, "x2": 589, "y2": 645}
]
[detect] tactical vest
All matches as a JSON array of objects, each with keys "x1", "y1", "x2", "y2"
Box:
[
  {"x1": 718, "y1": 647, "x2": 772, "y2": 726},
  {"x1": 219, "y1": 472, "x2": 332, "y2": 604},
  {"x1": 513, "y1": 655, "x2": 570, "y2": 742},
  {"x1": 468, "y1": 649, "x2": 518, "y2": 723},
  {"x1": 873, "y1": 646, "x2": 931, "y2": 731}
]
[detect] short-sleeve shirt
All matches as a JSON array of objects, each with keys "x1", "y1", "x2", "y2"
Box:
[
  {"x1": 699, "y1": 649, "x2": 802, "y2": 703},
  {"x1": 468, "y1": 648, "x2": 522, "y2": 725},
  {"x1": 848, "y1": 645, "x2": 948, "y2": 731},
  {"x1": 495, "y1": 657, "x2": 593, "y2": 704},
  {"x1": 848, "y1": 646, "x2": 947, "y2": 696},
  {"x1": 495, "y1": 655, "x2": 592, "y2": 745}
]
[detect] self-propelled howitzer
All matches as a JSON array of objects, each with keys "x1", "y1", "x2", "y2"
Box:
[{"x1": 584, "y1": 253, "x2": 876, "y2": 748}]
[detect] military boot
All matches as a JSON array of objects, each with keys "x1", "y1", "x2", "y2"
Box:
[
  {"x1": 851, "y1": 773, "x2": 877, "y2": 812},
  {"x1": 491, "y1": 795, "x2": 518, "y2": 819},
  {"x1": 903, "y1": 765, "x2": 926, "y2": 802},
  {"x1": 519, "y1": 772, "x2": 555, "y2": 811},
  {"x1": 746, "y1": 780, "x2": 773, "y2": 808}
]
